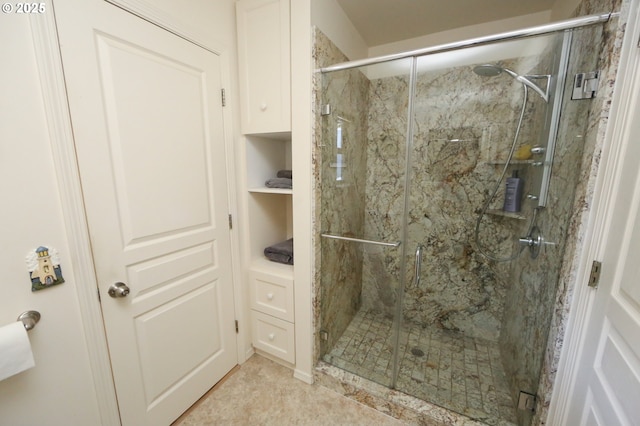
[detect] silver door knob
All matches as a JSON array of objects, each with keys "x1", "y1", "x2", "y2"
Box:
[{"x1": 108, "y1": 282, "x2": 130, "y2": 298}]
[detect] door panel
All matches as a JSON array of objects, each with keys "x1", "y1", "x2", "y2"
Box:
[
  {"x1": 96, "y1": 32, "x2": 214, "y2": 241},
  {"x1": 53, "y1": 1, "x2": 237, "y2": 424},
  {"x1": 574, "y1": 161, "x2": 640, "y2": 425},
  {"x1": 136, "y1": 283, "x2": 223, "y2": 402},
  {"x1": 595, "y1": 328, "x2": 640, "y2": 421}
]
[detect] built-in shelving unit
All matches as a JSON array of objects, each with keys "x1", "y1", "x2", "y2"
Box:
[{"x1": 236, "y1": 0, "x2": 295, "y2": 365}]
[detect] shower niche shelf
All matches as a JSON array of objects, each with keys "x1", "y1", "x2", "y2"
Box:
[{"x1": 486, "y1": 209, "x2": 527, "y2": 220}]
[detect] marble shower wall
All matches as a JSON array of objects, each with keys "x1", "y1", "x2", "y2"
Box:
[
  {"x1": 314, "y1": 29, "x2": 561, "y2": 345},
  {"x1": 359, "y1": 70, "x2": 411, "y2": 320},
  {"x1": 362, "y1": 55, "x2": 551, "y2": 341},
  {"x1": 314, "y1": 29, "x2": 371, "y2": 356}
]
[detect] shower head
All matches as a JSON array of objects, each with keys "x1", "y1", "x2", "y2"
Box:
[
  {"x1": 473, "y1": 64, "x2": 549, "y2": 102},
  {"x1": 473, "y1": 64, "x2": 504, "y2": 77}
]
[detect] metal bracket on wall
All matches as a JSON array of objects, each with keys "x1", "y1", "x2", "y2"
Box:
[
  {"x1": 571, "y1": 71, "x2": 600, "y2": 100},
  {"x1": 518, "y1": 391, "x2": 537, "y2": 412}
]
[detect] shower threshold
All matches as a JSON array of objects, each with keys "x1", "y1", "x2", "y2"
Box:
[{"x1": 320, "y1": 309, "x2": 517, "y2": 425}]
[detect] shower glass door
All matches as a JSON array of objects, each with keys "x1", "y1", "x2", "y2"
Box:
[
  {"x1": 397, "y1": 32, "x2": 568, "y2": 425},
  {"x1": 318, "y1": 57, "x2": 413, "y2": 389}
]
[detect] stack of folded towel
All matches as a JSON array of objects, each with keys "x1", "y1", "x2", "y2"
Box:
[
  {"x1": 264, "y1": 238, "x2": 294, "y2": 265},
  {"x1": 265, "y1": 170, "x2": 292, "y2": 189}
]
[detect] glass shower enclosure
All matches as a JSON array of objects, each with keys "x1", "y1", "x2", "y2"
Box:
[{"x1": 317, "y1": 22, "x2": 604, "y2": 426}]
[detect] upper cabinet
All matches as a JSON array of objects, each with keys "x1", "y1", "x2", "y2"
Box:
[{"x1": 236, "y1": 0, "x2": 291, "y2": 134}]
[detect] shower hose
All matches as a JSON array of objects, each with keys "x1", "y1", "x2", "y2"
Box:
[{"x1": 474, "y1": 84, "x2": 539, "y2": 262}]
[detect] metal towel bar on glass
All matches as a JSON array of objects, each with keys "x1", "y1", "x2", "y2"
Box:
[{"x1": 320, "y1": 233, "x2": 401, "y2": 248}]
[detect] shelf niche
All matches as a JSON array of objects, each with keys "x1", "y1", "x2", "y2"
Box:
[{"x1": 246, "y1": 134, "x2": 292, "y2": 192}]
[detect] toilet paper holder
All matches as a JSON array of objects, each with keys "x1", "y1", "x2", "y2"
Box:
[{"x1": 17, "y1": 311, "x2": 41, "y2": 331}]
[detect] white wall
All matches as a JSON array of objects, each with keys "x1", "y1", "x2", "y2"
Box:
[
  {"x1": 368, "y1": 11, "x2": 552, "y2": 57},
  {"x1": 551, "y1": 0, "x2": 582, "y2": 20},
  {"x1": 0, "y1": 13, "x2": 101, "y2": 425}
]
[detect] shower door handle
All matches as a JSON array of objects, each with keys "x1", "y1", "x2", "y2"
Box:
[{"x1": 414, "y1": 244, "x2": 424, "y2": 287}]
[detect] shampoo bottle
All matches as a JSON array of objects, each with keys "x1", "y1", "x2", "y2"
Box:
[{"x1": 503, "y1": 170, "x2": 524, "y2": 212}]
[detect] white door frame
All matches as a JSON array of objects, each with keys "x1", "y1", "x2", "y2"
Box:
[
  {"x1": 547, "y1": 0, "x2": 640, "y2": 423},
  {"x1": 30, "y1": 1, "x2": 245, "y2": 423}
]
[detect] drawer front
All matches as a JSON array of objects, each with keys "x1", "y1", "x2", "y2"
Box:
[
  {"x1": 249, "y1": 270, "x2": 294, "y2": 322},
  {"x1": 252, "y1": 311, "x2": 295, "y2": 363}
]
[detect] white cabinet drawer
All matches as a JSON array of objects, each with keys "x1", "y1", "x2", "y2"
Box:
[
  {"x1": 249, "y1": 269, "x2": 294, "y2": 322},
  {"x1": 252, "y1": 311, "x2": 295, "y2": 363}
]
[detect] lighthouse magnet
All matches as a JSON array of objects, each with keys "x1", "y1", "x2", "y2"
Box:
[{"x1": 26, "y1": 246, "x2": 65, "y2": 291}]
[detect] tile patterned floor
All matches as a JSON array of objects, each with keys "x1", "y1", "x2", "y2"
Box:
[
  {"x1": 323, "y1": 309, "x2": 517, "y2": 425},
  {"x1": 173, "y1": 354, "x2": 404, "y2": 426}
]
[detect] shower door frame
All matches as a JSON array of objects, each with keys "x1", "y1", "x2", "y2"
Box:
[{"x1": 320, "y1": 13, "x2": 613, "y2": 73}]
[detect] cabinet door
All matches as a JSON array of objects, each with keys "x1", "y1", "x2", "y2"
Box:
[{"x1": 236, "y1": 0, "x2": 291, "y2": 134}]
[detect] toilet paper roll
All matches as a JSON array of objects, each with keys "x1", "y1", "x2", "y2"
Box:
[{"x1": 0, "y1": 321, "x2": 35, "y2": 381}]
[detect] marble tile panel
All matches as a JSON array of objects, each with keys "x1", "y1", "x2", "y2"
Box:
[{"x1": 314, "y1": 28, "x2": 370, "y2": 360}]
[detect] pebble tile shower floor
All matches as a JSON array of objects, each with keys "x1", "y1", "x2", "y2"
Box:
[{"x1": 322, "y1": 309, "x2": 517, "y2": 425}]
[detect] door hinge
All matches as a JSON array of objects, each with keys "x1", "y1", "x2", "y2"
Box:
[
  {"x1": 571, "y1": 71, "x2": 600, "y2": 100},
  {"x1": 235, "y1": 320, "x2": 239, "y2": 334},
  {"x1": 221, "y1": 88, "x2": 226, "y2": 107},
  {"x1": 228, "y1": 214, "x2": 233, "y2": 229},
  {"x1": 588, "y1": 260, "x2": 602, "y2": 288}
]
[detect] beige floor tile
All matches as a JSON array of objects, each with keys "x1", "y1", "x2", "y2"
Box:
[{"x1": 174, "y1": 355, "x2": 404, "y2": 426}]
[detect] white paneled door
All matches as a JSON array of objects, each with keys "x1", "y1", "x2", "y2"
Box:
[
  {"x1": 53, "y1": 1, "x2": 237, "y2": 424},
  {"x1": 563, "y1": 18, "x2": 640, "y2": 425}
]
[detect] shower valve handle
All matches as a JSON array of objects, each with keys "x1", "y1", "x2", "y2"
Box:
[
  {"x1": 519, "y1": 226, "x2": 543, "y2": 259},
  {"x1": 518, "y1": 236, "x2": 541, "y2": 247}
]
